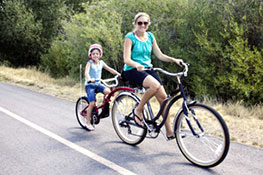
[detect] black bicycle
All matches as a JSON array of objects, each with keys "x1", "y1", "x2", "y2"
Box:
[{"x1": 111, "y1": 63, "x2": 230, "y2": 168}]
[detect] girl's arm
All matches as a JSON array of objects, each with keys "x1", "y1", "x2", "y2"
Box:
[
  {"x1": 152, "y1": 39, "x2": 183, "y2": 66},
  {"x1": 104, "y1": 63, "x2": 121, "y2": 76},
  {"x1": 85, "y1": 62, "x2": 95, "y2": 82}
]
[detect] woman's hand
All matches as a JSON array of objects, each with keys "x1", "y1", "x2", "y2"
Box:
[
  {"x1": 136, "y1": 64, "x2": 145, "y2": 72},
  {"x1": 174, "y1": 58, "x2": 184, "y2": 67}
]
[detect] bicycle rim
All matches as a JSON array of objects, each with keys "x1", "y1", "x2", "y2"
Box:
[
  {"x1": 75, "y1": 97, "x2": 89, "y2": 130},
  {"x1": 112, "y1": 93, "x2": 147, "y2": 145},
  {"x1": 175, "y1": 103, "x2": 230, "y2": 167}
]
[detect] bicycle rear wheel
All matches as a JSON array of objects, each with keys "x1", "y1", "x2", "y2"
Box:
[
  {"x1": 112, "y1": 92, "x2": 147, "y2": 145},
  {"x1": 75, "y1": 96, "x2": 89, "y2": 130},
  {"x1": 174, "y1": 103, "x2": 230, "y2": 168}
]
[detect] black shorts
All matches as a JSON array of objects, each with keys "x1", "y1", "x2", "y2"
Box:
[{"x1": 122, "y1": 68, "x2": 162, "y2": 87}]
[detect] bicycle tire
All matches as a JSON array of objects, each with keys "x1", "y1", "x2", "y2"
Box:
[
  {"x1": 112, "y1": 92, "x2": 147, "y2": 145},
  {"x1": 75, "y1": 96, "x2": 89, "y2": 130},
  {"x1": 174, "y1": 103, "x2": 230, "y2": 168}
]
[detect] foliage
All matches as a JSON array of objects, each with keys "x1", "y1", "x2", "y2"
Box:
[
  {"x1": 0, "y1": 1, "x2": 42, "y2": 66},
  {"x1": 1, "y1": 0, "x2": 263, "y2": 105},
  {"x1": 0, "y1": 0, "x2": 67, "y2": 66},
  {"x1": 41, "y1": 0, "x2": 123, "y2": 79},
  {"x1": 64, "y1": 0, "x2": 95, "y2": 13},
  {"x1": 220, "y1": 20, "x2": 263, "y2": 105},
  {"x1": 166, "y1": 0, "x2": 263, "y2": 105}
]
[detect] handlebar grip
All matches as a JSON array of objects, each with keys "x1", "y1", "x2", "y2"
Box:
[
  {"x1": 179, "y1": 61, "x2": 183, "y2": 66},
  {"x1": 142, "y1": 67, "x2": 153, "y2": 71}
]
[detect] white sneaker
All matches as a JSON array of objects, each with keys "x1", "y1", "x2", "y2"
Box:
[{"x1": 86, "y1": 124, "x2": 95, "y2": 131}]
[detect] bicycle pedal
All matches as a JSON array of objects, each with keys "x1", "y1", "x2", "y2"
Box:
[
  {"x1": 119, "y1": 121, "x2": 128, "y2": 128},
  {"x1": 146, "y1": 132, "x2": 159, "y2": 138}
]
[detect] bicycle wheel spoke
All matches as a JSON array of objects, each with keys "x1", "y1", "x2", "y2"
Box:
[
  {"x1": 175, "y1": 103, "x2": 229, "y2": 167},
  {"x1": 112, "y1": 93, "x2": 147, "y2": 145},
  {"x1": 200, "y1": 135, "x2": 224, "y2": 156},
  {"x1": 115, "y1": 100, "x2": 131, "y2": 119}
]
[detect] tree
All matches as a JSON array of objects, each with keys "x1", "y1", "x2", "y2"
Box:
[
  {"x1": 0, "y1": 0, "x2": 67, "y2": 67},
  {"x1": 41, "y1": 0, "x2": 123, "y2": 78},
  {"x1": 40, "y1": 0, "x2": 263, "y2": 105},
  {"x1": 0, "y1": 1, "x2": 42, "y2": 66}
]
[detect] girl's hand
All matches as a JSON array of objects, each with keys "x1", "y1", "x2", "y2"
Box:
[{"x1": 89, "y1": 79, "x2": 96, "y2": 83}]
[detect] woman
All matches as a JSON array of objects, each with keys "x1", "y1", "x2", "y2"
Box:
[{"x1": 122, "y1": 12, "x2": 183, "y2": 140}]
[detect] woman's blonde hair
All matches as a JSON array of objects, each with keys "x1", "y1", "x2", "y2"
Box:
[{"x1": 133, "y1": 12, "x2": 151, "y2": 25}]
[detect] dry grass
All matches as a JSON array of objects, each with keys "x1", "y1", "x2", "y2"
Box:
[
  {"x1": 0, "y1": 66, "x2": 81, "y2": 100},
  {"x1": 0, "y1": 65, "x2": 262, "y2": 148}
]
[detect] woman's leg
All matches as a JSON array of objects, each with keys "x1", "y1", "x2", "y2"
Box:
[
  {"x1": 154, "y1": 86, "x2": 174, "y2": 137},
  {"x1": 134, "y1": 75, "x2": 161, "y2": 124},
  {"x1": 135, "y1": 76, "x2": 173, "y2": 137}
]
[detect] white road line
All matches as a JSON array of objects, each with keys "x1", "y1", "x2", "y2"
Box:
[{"x1": 0, "y1": 106, "x2": 137, "y2": 175}]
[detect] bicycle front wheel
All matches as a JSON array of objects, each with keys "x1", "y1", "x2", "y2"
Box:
[
  {"x1": 174, "y1": 103, "x2": 230, "y2": 168},
  {"x1": 112, "y1": 92, "x2": 147, "y2": 145}
]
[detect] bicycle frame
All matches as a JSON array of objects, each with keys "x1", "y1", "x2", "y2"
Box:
[
  {"x1": 142, "y1": 81, "x2": 184, "y2": 132},
  {"x1": 112, "y1": 64, "x2": 230, "y2": 167},
  {"x1": 137, "y1": 64, "x2": 203, "y2": 137},
  {"x1": 81, "y1": 86, "x2": 135, "y2": 117}
]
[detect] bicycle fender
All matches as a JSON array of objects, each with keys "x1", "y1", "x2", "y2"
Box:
[{"x1": 113, "y1": 91, "x2": 140, "y2": 102}]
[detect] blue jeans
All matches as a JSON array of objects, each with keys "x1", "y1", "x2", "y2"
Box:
[{"x1": 85, "y1": 82, "x2": 106, "y2": 102}]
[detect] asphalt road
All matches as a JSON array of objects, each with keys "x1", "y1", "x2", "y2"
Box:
[{"x1": 0, "y1": 82, "x2": 262, "y2": 175}]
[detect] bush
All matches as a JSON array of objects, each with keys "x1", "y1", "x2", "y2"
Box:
[
  {"x1": 0, "y1": 1, "x2": 42, "y2": 66},
  {"x1": 41, "y1": 0, "x2": 263, "y2": 105},
  {"x1": 0, "y1": 0, "x2": 68, "y2": 67},
  {"x1": 41, "y1": 0, "x2": 123, "y2": 79}
]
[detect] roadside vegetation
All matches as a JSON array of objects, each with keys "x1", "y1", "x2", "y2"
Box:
[
  {"x1": 0, "y1": 0, "x2": 263, "y2": 147},
  {"x1": 0, "y1": 65, "x2": 262, "y2": 148}
]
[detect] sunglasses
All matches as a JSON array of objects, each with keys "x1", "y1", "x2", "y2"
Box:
[{"x1": 137, "y1": 21, "x2": 149, "y2": 26}]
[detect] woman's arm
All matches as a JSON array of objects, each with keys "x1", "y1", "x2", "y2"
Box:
[
  {"x1": 152, "y1": 39, "x2": 183, "y2": 66},
  {"x1": 123, "y1": 37, "x2": 144, "y2": 71},
  {"x1": 104, "y1": 63, "x2": 121, "y2": 76}
]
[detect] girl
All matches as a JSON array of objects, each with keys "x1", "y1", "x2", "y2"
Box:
[{"x1": 85, "y1": 44, "x2": 120, "y2": 131}]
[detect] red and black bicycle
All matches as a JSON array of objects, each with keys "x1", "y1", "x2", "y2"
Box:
[{"x1": 75, "y1": 75, "x2": 134, "y2": 130}]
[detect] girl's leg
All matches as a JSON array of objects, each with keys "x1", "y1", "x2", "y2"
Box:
[
  {"x1": 86, "y1": 101, "x2": 95, "y2": 125},
  {"x1": 103, "y1": 87, "x2": 111, "y2": 95},
  {"x1": 85, "y1": 85, "x2": 96, "y2": 126}
]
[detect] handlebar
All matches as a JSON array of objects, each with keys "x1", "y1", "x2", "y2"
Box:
[
  {"x1": 144, "y1": 62, "x2": 189, "y2": 77},
  {"x1": 99, "y1": 75, "x2": 119, "y2": 88}
]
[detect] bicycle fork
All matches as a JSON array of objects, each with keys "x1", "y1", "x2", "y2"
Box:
[
  {"x1": 183, "y1": 106, "x2": 204, "y2": 137},
  {"x1": 179, "y1": 82, "x2": 204, "y2": 137}
]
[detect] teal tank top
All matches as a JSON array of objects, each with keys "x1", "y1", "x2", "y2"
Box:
[{"x1": 123, "y1": 32, "x2": 155, "y2": 71}]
